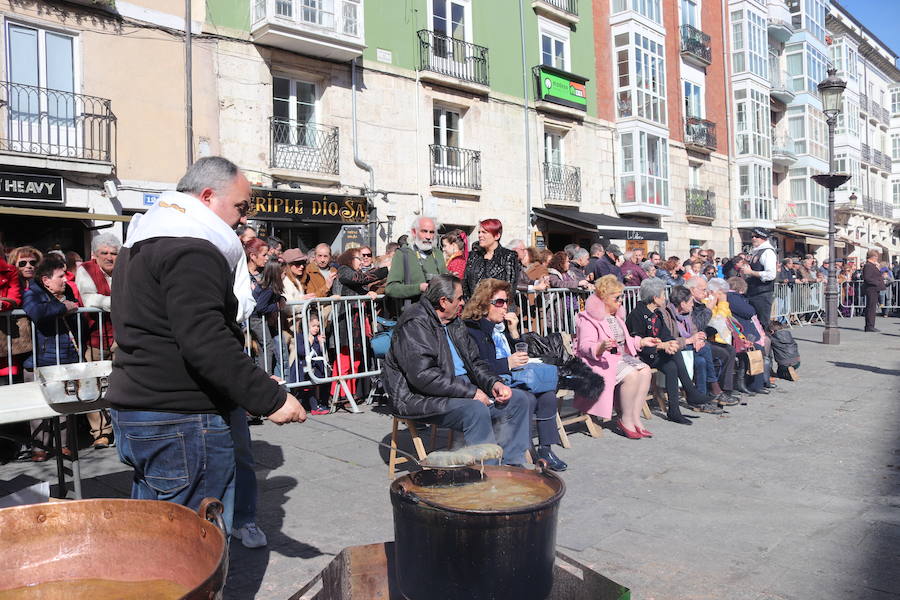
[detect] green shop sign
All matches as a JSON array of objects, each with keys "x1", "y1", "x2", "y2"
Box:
[{"x1": 535, "y1": 65, "x2": 588, "y2": 111}]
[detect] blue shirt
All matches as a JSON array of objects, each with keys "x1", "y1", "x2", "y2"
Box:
[{"x1": 444, "y1": 326, "x2": 468, "y2": 377}]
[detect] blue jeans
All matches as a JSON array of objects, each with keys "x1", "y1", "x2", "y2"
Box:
[
  {"x1": 230, "y1": 408, "x2": 257, "y2": 530},
  {"x1": 111, "y1": 409, "x2": 236, "y2": 534},
  {"x1": 690, "y1": 344, "x2": 716, "y2": 395},
  {"x1": 422, "y1": 388, "x2": 534, "y2": 465}
]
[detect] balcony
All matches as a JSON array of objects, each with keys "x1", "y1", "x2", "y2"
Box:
[
  {"x1": 680, "y1": 24, "x2": 711, "y2": 67},
  {"x1": 617, "y1": 178, "x2": 672, "y2": 217},
  {"x1": 769, "y1": 69, "x2": 795, "y2": 104},
  {"x1": 767, "y1": 0, "x2": 793, "y2": 42},
  {"x1": 685, "y1": 188, "x2": 716, "y2": 224},
  {"x1": 0, "y1": 81, "x2": 115, "y2": 175},
  {"x1": 873, "y1": 149, "x2": 886, "y2": 171},
  {"x1": 270, "y1": 119, "x2": 339, "y2": 181},
  {"x1": 542, "y1": 162, "x2": 581, "y2": 205},
  {"x1": 250, "y1": 0, "x2": 365, "y2": 62},
  {"x1": 771, "y1": 132, "x2": 797, "y2": 169},
  {"x1": 684, "y1": 118, "x2": 717, "y2": 152},
  {"x1": 859, "y1": 94, "x2": 869, "y2": 113},
  {"x1": 531, "y1": 0, "x2": 579, "y2": 25},
  {"x1": 862, "y1": 196, "x2": 894, "y2": 218},
  {"x1": 884, "y1": 153, "x2": 894, "y2": 171},
  {"x1": 429, "y1": 144, "x2": 481, "y2": 192},
  {"x1": 861, "y1": 143, "x2": 871, "y2": 163},
  {"x1": 417, "y1": 30, "x2": 489, "y2": 93},
  {"x1": 873, "y1": 103, "x2": 890, "y2": 125}
]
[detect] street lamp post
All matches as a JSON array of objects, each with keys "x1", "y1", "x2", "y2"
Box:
[{"x1": 811, "y1": 68, "x2": 849, "y2": 345}]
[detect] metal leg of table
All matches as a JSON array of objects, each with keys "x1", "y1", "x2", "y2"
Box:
[
  {"x1": 66, "y1": 417, "x2": 83, "y2": 500},
  {"x1": 51, "y1": 417, "x2": 67, "y2": 499}
]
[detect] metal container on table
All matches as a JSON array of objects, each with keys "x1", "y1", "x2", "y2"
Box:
[{"x1": 389, "y1": 463, "x2": 565, "y2": 600}]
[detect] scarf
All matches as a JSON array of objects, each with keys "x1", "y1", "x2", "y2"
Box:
[
  {"x1": 667, "y1": 302, "x2": 695, "y2": 339},
  {"x1": 492, "y1": 322, "x2": 511, "y2": 359},
  {"x1": 124, "y1": 191, "x2": 255, "y2": 323}
]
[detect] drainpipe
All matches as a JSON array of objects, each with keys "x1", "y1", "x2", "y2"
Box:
[
  {"x1": 351, "y1": 58, "x2": 376, "y2": 247},
  {"x1": 184, "y1": 0, "x2": 193, "y2": 167},
  {"x1": 722, "y1": 0, "x2": 735, "y2": 256},
  {"x1": 518, "y1": 0, "x2": 533, "y2": 239}
]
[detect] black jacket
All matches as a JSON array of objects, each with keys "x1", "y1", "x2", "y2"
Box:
[
  {"x1": 770, "y1": 329, "x2": 799, "y2": 366},
  {"x1": 384, "y1": 297, "x2": 500, "y2": 418},
  {"x1": 462, "y1": 245, "x2": 521, "y2": 299},
  {"x1": 862, "y1": 262, "x2": 886, "y2": 291},
  {"x1": 625, "y1": 301, "x2": 673, "y2": 363},
  {"x1": 464, "y1": 318, "x2": 513, "y2": 376},
  {"x1": 109, "y1": 237, "x2": 286, "y2": 416}
]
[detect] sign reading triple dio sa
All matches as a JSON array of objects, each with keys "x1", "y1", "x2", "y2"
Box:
[{"x1": 0, "y1": 172, "x2": 65, "y2": 204}]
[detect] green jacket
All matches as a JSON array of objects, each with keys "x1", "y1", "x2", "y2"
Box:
[{"x1": 385, "y1": 245, "x2": 448, "y2": 300}]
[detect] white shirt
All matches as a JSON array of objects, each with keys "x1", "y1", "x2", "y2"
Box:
[{"x1": 752, "y1": 241, "x2": 777, "y2": 283}]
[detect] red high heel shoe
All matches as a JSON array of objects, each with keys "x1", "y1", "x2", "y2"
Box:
[
  {"x1": 636, "y1": 426, "x2": 653, "y2": 438},
  {"x1": 616, "y1": 419, "x2": 643, "y2": 440}
]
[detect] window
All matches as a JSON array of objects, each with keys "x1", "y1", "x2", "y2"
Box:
[
  {"x1": 789, "y1": 167, "x2": 827, "y2": 218},
  {"x1": 273, "y1": 76, "x2": 316, "y2": 147},
  {"x1": 539, "y1": 18, "x2": 569, "y2": 71},
  {"x1": 730, "y1": 8, "x2": 767, "y2": 78},
  {"x1": 612, "y1": 0, "x2": 662, "y2": 24},
  {"x1": 892, "y1": 135, "x2": 900, "y2": 161},
  {"x1": 738, "y1": 163, "x2": 773, "y2": 220},
  {"x1": 684, "y1": 81, "x2": 703, "y2": 118},
  {"x1": 834, "y1": 153, "x2": 860, "y2": 192},
  {"x1": 836, "y1": 99, "x2": 859, "y2": 136},
  {"x1": 544, "y1": 130, "x2": 563, "y2": 165},
  {"x1": 6, "y1": 22, "x2": 76, "y2": 129},
  {"x1": 829, "y1": 38, "x2": 856, "y2": 80},
  {"x1": 614, "y1": 31, "x2": 667, "y2": 125},
  {"x1": 891, "y1": 88, "x2": 900, "y2": 115},
  {"x1": 433, "y1": 105, "x2": 461, "y2": 167},
  {"x1": 341, "y1": 0, "x2": 361, "y2": 36},
  {"x1": 680, "y1": 0, "x2": 698, "y2": 27},
  {"x1": 789, "y1": 0, "x2": 826, "y2": 43},
  {"x1": 893, "y1": 179, "x2": 900, "y2": 206},
  {"x1": 432, "y1": 0, "x2": 469, "y2": 43},
  {"x1": 786, "y1": 43, "x2": 827, "y2": 95},
  {"x1": 619, "y1": 131, "x2": 669, "y2": 206},
  {"x1": 735, "y1": 88, "x2": 770, "y2": 157},
  {"x1": 689, "y1": 163, "x2": 701, "y2": 188}
]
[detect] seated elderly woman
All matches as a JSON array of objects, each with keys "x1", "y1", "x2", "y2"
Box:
[
  {"x1": 660, "y1": 285, "x2": 740, "y2": 408},
  {"x1": 706, "y1": 278, "x2": 765, "y2": 396},
  {"x1": 625, "y1": 278, "x2": 723, "y2": 422},
  {"x1": 462, "y1": 278, "x2": 567, "y2": 470},
  {"x1": 724, "y1": 277, "x2": 771, "y2": 395},
  {"x1": 574, "y1": 275, "x2": 659, "y2": 438}
]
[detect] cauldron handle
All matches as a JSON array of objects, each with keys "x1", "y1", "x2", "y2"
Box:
[
  {"x1": 198, "y1": 497, "x2": 227, "y2": 533},
  {"x1": 396, "y1": 484, "x2": 421, "y2": 505},
  {"x1": 534, "y1": 458, "x2": 549, "y2": 474}
]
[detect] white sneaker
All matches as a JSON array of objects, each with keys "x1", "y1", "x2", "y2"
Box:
[{"x1": 233, "y1": 522, "x2": 268, "y2": 548}]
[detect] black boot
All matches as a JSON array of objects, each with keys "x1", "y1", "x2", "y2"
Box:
[
  {"x1": 536, "y1": 446, "x2": 568, "y2": 471},
  {"x1": 734, "y1": 374, "x2": 753, "y2": 395}
]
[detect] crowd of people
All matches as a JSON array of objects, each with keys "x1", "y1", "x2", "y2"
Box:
[{"x1": 0, "y1": 156, "x2": 897, "y2": 552}]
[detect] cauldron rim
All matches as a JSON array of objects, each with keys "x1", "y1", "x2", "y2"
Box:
[{"x1": 390, "y1": 464, "x2": 565, "y2": 515}]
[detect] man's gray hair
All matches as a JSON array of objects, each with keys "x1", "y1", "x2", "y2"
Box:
[
  {"x1": 506, "y1": 238, "x2": 525, "y2": 250},
  {"x1": 624, "y1": 250, "x2": 633, "y2": 261},
  {"x1": 707, "y1": 278, "x2": 729, "y2": 293},
  {"x1": 314, "y1": 243, "x2": 333, "y2": 255},
  {"x1": 684, "y1": 276, "x2": 706, "y2": 290},
  {"x1": 423, "y1": 274, "x2": 460, "y2": 308},
  {"x1": 639, "y1": 277, "x2": 667, "y2": 303},
  {"x1": 572, "y1": 248, "x2": 589, "y2": 261},
  {"x1": 563, "y1": 244, "x2": 579, "y2": 259},
  {"x1": 410, "y1": 215, "x2": 439, "y2": 232},
  {"x1": 176, "y1": 156, "x2": 240, "y2": 195},
  {"x1": 91, "y1": 233, "x2": 121, "y2": 254},
  {"x1": 589, "y1": 243, "x2": 605, "y2": 257}
]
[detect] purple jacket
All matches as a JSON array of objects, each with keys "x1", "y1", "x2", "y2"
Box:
[{"x1": 620, "y1": 260, "x2": 648, "y2": 287}]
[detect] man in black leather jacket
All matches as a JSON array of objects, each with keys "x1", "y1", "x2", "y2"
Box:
[{"x1": 384, "y1": 275, "x2": 532, "y2": 465}]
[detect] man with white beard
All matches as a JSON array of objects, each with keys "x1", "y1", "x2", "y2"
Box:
[{"x1": 385, "y1": 216, "x2": 448, "y2": 313}]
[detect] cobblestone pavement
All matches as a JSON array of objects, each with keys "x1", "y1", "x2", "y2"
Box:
[{"x1": 2, "y1": 317, "x2": 899, "y2": 599}]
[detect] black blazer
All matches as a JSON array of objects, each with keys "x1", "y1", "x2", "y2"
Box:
[{"x1": 463, "y1": 318, "x2": 513, "y2": 376}]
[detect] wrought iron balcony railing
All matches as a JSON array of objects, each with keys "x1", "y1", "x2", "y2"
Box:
[
  {"x1": 270, "y1": 118, "x2": 339, "y2": 174},
  {"x1": 861, "y1": 143, "x2": 871, "y2": 163},
  {"x1": 429, "y1": 144, "x2": 481, "y2": 190},
  {"x1": 862, "y1": 196, "x2": 893, "y2": 218},
  {"x1": 685, "y1": 117, "x2": 717, "y2": 150},
  {"x1": 417, "y1": 30, "x2": 489, "y2": 87},
  {"x1": 540, "y1": 0, "x2": 578, "y2": 15},
  {"x1": 680, "y1": 24, "x2": 712, "y2": 65},
  {"x1": 685, "y1": 188, "x2": 716, "y2": 220},
  {"x1": 873, "y1": 149, "x2": 886, "y2": 170},
  {"x1": 0, "y1": 81, "x2": 115, "y2": 162},
  {"x1": 859, "y1": 94, "x2": 869, "y2": 113},
  {"x1": 883, "y1": 153, "x2": 893, "y2": 170},
  {"x1": 542, "y1": 162, "x2": 581, "y2": 203}
]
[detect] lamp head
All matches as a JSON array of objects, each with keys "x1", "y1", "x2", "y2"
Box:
[{"x1": 818, "y1": 67, "x2": 847, "y2": 118}]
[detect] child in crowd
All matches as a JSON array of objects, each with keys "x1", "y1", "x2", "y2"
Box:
[
  {"x1": 293, "y1": 312, "x2": 330, "y2": 415},
  {"x1": 766, "y1": 320, "x2": 800, "y2": 381}
]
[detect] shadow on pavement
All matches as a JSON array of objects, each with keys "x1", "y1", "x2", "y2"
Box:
[
  {"x1": 828, "y1": 361, "x2": 900, "y2": 377},
  {"x1": 225, "y1": 440, "x2": 327, "y2": 600}
]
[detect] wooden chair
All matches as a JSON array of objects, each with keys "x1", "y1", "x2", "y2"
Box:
[
  {"x1": 387, "y1": 416, "x2": 454, "y2": 478},
  {"x1": 554, "y1": 390, "x2": 602, "y2": 448}
]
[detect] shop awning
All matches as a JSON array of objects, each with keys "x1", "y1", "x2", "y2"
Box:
[
  {"x1": 533, "y1": 207, "x2": 668, "y2": 241},
  {"x1": 0, "y1": 206, "x2": 131, "y2": 223},
  {"x1": 774, "y1": 228, "x2": 844, "y2": 249}
]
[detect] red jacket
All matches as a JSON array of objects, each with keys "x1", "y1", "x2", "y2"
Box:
[{"x1": 0, "y1": 258, "x2": 21, "y2": 311}]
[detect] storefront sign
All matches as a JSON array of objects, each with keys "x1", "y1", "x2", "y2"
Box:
[
  {"x1": 0, "y1": 172, "x2": 64, "y2": 204},
  {"x1": 625, "y1": 239, "x2": 648, "y2": 255},
  {"x1": 250, "y1": 188, "x2": 368, "y2": 224},
  {"x1": 532, "y1": 232, "x2": 546, "y2": 249},
  {"x1": 536, "y1": 66, "x2": 588, "y2": 111},
  {"x1": 341, "y1": 226, "x2": 367, "y2": 251}
]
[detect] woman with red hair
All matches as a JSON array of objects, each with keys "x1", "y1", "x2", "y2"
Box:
[{"x1": 462, "y1": 218, "x2": 521, "y2": 299}]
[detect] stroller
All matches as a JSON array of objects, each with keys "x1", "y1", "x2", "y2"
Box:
[{"x1": 366, "y1": 316, "x2": 396, "y2": 405}]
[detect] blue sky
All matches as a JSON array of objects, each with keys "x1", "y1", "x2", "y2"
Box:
[{"x1": 836, "y1": 0, "x2": 900, "y2": 58}]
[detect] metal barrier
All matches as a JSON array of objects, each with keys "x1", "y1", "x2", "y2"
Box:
[
  {"x1": 513, "y1": 286, "x2": 644, "y2": 337},
  {"x1": 839, "y1": 280, "x2": 900, "y2": 316},
  {"x1": 243, "y1": 295, "x2": 387, "y2": 414},
  {"x1": 773, "y1": 282, "x2": 825, "y2": 324}
]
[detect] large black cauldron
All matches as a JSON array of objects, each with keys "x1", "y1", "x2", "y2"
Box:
[{"x1": 390, "y1": 464, "x2": 565, "y2": 600}]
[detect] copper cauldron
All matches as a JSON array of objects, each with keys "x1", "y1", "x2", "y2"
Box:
[{"x1": 0, "y1": 498, "x2": 227, "y2": 599}]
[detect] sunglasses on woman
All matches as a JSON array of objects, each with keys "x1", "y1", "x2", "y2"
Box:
[
  {"x1": 17, "y1": 259, "x2": 37, "y2": 267},
  {"x1": 489, "y1": 298, "x2": 508, "y2": 307}
]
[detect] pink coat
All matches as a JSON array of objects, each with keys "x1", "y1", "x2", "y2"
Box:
[{"x1": 574, "y1": 293, "x2": 644, "y2": 418}]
